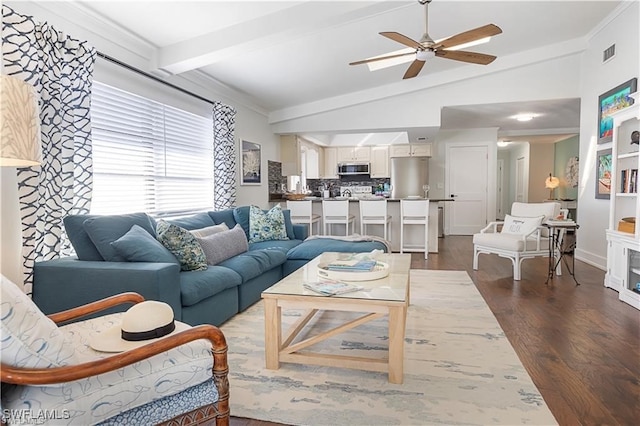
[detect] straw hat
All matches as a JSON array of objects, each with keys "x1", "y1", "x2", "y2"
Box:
[{"x1": 90, "y1": 301, "x2": 189, "y2": 353}]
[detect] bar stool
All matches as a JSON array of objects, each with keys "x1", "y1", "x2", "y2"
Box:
[
  {"x1": 286, "y1": 200, "x2": 321, "y2": 236},
  {"x1": 400, "y1": 199, "x2": 429, "y2": 259},
  {"x1": 322, "y1": 199, "x2": 355, "y2": 236},
  {"x1": 359, "y1": 199, "x2": 392, "y2": 241}
]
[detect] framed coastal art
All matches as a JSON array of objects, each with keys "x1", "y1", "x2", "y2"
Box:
[
  {"x1": 595, "y1": 148, "x2": 612, "y2": 199},
  {"x1": 241, "y1": 140, "x2": 261, "y2": 185},
  {"x1": 598, "y1": 77, "x2": 637, "y2": 144}
]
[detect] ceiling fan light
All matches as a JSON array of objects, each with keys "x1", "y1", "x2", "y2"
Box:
[
  {"x1": 416, "y1": 50, "x2": 435, "y2": 61},
  {"x1": 512, "y1": 113, "x2": 538, "y2": 122}
]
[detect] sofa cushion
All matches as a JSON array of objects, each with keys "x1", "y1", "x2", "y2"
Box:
[
  {"x1": 0, "y1": 275, "x2": 77, "y2": 368},
  {"x1": 473, "y1": 232, "x2": 544, "y2": 252},
  {"x1": 197, "y1": 224, "x2": 248, "y2": 265},
  {"x1": 233, "y1": 205, "x2": 295, "y2": 241},
  {"x1": 190, "y1": 223, "x2": 229, "y2": 238},
  {"x1": 180, "y1": 266, "x2": 242, "y2": 307},
  {"x1": 249, "y1": 239, "x2": 303, "y2": 252},
  {"x1": 286, "y1": 238, "x2": 388, "y2": 261},
  {"x1": 110, "y1": 224, "x2": 179, "y2": 264},
  {"x1": 83, "y1": 213, "x2": 156, "y2": 262},
  {"x1": 156, "y1": 220, "x2": 208, "y2": 272},
  {"x1": 167, "y1": 212, "x2": 216, "y2": 231},
  {"x1": 217, "y1": 249, "x2": 287, "y2": 282},
  {"x1": 63, "y1": 214, "x2": 104, "y2": 261},
  {"x1": 208, "y1": 209, "x2": 237, "y2": 230},
  {"x1": 248, "y1": 204, "x2": 289, "y2": 243}
]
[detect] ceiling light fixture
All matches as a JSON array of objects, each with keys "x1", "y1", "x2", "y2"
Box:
[
  {"x1": 497, "y1": 141, "x2": 511, "y2": 147},
  {"x1": 512, "y1": 113, "x2": 537, "y2": 122}
]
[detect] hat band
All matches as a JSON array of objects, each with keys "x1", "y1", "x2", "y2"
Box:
[{"x1": 121, "y1": 320, "x2": 176, "y2": 342}]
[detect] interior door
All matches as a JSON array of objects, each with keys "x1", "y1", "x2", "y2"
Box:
[
  {"x1": 496, "y1": 159, "x2": 505, "y2": 220},
  {"x1": 446, "y1": 145, "x2": 488, "y2": 235}
]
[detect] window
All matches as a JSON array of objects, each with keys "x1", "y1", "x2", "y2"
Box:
[{"x1": 90, "y1": 82, "x2": 214, "y2": 217}]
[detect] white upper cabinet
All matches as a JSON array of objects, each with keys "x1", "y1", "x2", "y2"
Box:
[
  {"x1": 370, "y1": 146, "x2": 390, "y2": 178},
  {"x1": 337, "y1": 146, "x2": 371, "y2": 162},
  {"x1": 323, "y1": 147, "x2": 338, "y2": 178},
  {"x1": 390, "y1": 143, "x2": 432, "y2": 157}
]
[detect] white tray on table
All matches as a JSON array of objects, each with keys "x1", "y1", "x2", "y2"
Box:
[{"x1": 317, "y1": 261, "x2": 390, "y2": 281}]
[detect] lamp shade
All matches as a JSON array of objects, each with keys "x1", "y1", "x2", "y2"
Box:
[
  {"x1": 0, "y1": 75, "x2": 42, "y2": 167},
  {"x1": 545, "y1": 174, "x2": 560, "y2": 189}
]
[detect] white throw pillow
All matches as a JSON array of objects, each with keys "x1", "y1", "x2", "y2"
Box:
[
  {"x1": 0, "y1": 275, "x2": 77, "y2": 368},
  {"x1": 500, "y1": 214, "x2": 544, "y2": 236},
  {"x1": 190, "y1": 222, "x2": 229, "y2": 238}
]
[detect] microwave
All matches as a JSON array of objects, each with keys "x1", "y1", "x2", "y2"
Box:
[{"x1": 337, "y1": 162, "x2": 370, "y2": 175}]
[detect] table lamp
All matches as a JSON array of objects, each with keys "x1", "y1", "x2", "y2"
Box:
[
  {"x1": 545, "y1": 173, "x2": 559, "y2": 200},
  {"x1": 1, "y1": 75, "x2": 42, "y2": 285}
]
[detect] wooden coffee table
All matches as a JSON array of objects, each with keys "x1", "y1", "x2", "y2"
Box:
[{"x1": 261, "y1": 252, "x2": 411, "y2": 384}]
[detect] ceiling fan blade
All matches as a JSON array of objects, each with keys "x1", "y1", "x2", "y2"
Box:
[
  {"x1": 403, "y1": 60, "x2": 425, "y2": 79},
  {"x1": 349, "y1": 51, "x2": 415, "y2": 66},
  {"x1": 435, "y1": 49, "x2": 497, "y2": 65},
  {"x1": 433, "y1": 24, "x2": 502, "y2": 50},
  {"x1": 380, "y1": 32, "x2": 423, "y2": 50}
]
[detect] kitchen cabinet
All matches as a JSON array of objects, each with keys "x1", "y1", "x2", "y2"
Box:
[
  {"x1": 337, "y1": 146, "x2": 371, "y2": 162},
  {"x1": 280, "y1": 135, "x2": 301, "y2": 176},
  {"x1": 370, "y1": 146, "x2": 390, "y2": 177},
  {"x1": 604, "y1": 96, "x2": 639, "y2": 310},
  {"x1": 390, "y1": 143, "x2": 432, "y2": 157},
  {"x1": 323, "y1": 147, "x2": 338, "y2": 178}
]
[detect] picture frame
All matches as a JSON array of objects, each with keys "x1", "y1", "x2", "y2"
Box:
[
  {"x1": 240, "y1": 140, "x2": 261, "y2": 185},
  {"x1": 597, "y1": 77, "x2": 637, "y2": 144},
  {"x1": 595, "y1": 148, "x2": 612, "y2": 199}
]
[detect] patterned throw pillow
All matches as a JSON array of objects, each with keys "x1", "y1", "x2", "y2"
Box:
[
  {"x1": 1, "y1": 275, "x2": 77, "y2": 368},
  {"x1": 248, "y1": 204, "x2": 289, "y2": 244},
  {"x1": 156, "y1": 220, "x2": 208, "y2": 271},
  {"x1": 500, "y1": 214, "x2": 544, "y2": 236}
]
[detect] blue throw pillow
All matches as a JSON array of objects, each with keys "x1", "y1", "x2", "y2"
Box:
[
  {"x1": 83, "y1": 213, "x2": 156, "y2": 262},
  {"x1": 248, "y1": 204, "x2": 289, "y2": 244},
  {"x1": 63, "y1": 215, "x2": 104, "y2": 261},
  {"x1": 156, "y1": 220, "x2": 207, "y2": 271},
  {"x1": 110, "y1": 224, "x2": 178, "y2": 264}
]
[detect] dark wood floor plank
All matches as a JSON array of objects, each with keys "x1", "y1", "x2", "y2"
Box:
[{"x1": 229, "y1": 235, "x2": 639, "y2": 426}]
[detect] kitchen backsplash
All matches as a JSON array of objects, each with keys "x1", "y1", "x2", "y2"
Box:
[
  {"x1": 268, "y1": 161, "x2": 286, "y2": 193},
  {"x1": 307, "y1": 177, "x2": 391, "y2": 195}
]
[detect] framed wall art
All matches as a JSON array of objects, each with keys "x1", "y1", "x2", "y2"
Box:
[
  {"x1": 598, "y1": 77, "x2": 637, "y2": 144},
  {"x1": 240, "y1": 140, "x2": 261, "y2": 185},
  {"x1": 595, "y1": 148, "x2": 612, "y2": 199}
]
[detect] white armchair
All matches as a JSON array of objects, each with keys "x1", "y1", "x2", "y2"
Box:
[{"x1": 473, "y1": 202, "x2": 562, "y2": 280}]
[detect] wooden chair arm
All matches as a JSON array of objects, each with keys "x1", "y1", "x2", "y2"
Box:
[
  {"x1": 47, "y1": 292, "x2": 145, "y2": 324},
  {"x1": 0, "y1": 325, "x2": 228, "y2": 385}
]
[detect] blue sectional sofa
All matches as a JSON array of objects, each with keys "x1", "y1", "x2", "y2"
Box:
[{"x1": 33, "y1": 206, "x2": 387, "y2": 326}]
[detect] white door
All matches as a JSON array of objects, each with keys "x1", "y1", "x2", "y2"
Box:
[
  {"x1": 516, "y1": 156, "x2": 526, "y2": 202},
  {"x1": 446, "y1": 145, "x2": 488, "y2": 235}
]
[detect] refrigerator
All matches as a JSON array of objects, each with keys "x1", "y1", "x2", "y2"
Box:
[{"x1": 390, "y1": 156, "x2": 429, "y2": 199}]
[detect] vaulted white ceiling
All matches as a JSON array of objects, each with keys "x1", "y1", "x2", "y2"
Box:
[{"x1": 35, "y1": 0, "x2": 624, "y2": 143}]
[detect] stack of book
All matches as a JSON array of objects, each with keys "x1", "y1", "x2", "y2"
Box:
[
  {"x1": 303, "y1": 280, "x2": 364, "y2": 296},
  {"x1": 325, "y1": 259, "x2": 377, "y2": 272},
  {"x1": 620, "y1": 168, "x2": 638, "y2": 194}
]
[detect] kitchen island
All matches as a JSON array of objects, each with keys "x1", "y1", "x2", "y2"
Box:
[{"x1": 271, "y1": 197, "x2": 453, "y2": 253}]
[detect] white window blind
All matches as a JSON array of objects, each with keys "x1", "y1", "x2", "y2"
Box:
[{"x1": 90, "y1": 82, "x2": 214, "y2": 217}]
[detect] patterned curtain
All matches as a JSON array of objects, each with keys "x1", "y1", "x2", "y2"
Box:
[
  {"x1": 212, "y1": 101, "x2": 237, "y2": 210},
  {"x1": 2, "y1": 5, "x2": 96, "y2": 293}
]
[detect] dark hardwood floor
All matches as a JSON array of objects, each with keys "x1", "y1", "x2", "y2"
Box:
[{"x1": 230, "y1": 236, "x2": 639, "y2": 426}]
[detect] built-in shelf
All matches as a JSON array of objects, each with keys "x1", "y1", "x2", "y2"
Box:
[
  {"x1": 615, "y1": 192, "x2": 637, "y2": 197},
  {"x1": 618, "y1": 152, "x2": 639, "y2": 159},
  {"x1": 631, "y1": 267, "x2": 640, "y2": 275}
]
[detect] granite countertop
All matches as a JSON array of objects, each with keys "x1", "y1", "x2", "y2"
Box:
[{"x1": 288, "y1": 197, "x2": 454, "y2": 202}]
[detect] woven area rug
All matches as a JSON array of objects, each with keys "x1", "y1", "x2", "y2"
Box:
[{"x1": 220, "y1": 270, "x2": 557, "y2": 425}]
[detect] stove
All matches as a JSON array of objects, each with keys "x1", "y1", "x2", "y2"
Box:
[{"x1": 340, "y1": 185, "x2": 372, "y2": 198}]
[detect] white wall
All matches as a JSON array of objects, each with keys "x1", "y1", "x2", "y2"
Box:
[
  {"x1": 528, "y1": 143, "x2": 556, "y2": 202},
  {"x1": 576, "y1": 1, "x2": 639, "y2": 268}
]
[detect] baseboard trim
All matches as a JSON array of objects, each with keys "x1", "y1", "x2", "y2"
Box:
[{"x1": 575, "y1": 248, "x2": 606, "y2": 271}]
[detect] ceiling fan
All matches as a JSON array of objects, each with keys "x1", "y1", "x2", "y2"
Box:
[{"x1": 349, "y1": 0, "x2": 502, "y2": 79}]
